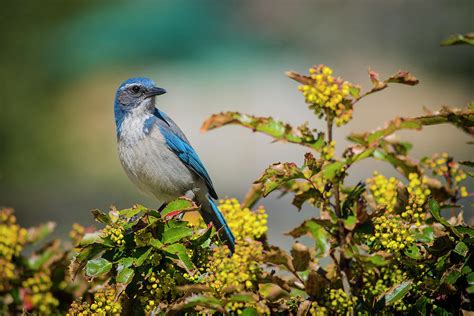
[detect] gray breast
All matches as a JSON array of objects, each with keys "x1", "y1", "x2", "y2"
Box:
[{"x1": 117, "y1": 113, "x2": 200, "y2": 203}]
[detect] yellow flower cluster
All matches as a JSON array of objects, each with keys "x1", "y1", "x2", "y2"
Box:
[
  {"x1": 369, "y1": 215, "x2": 414, "y2": 252},
  {"x1": 367, "y1": 172, "x2": 399, "y2": 210},
  {"x1": 225, "y1": 300, "x2": 270, "y2": 315},
  {"x1": 297, "y1": 65, "x2": 353, "y2": 126},
  {"x1": 67, "y1": 286, "x2": 122, "y2": 316},
  {"x1": 22, "y1": 271, "x2": 59, "y2": 313},
  {"x1": 423, "y1": 153, "x2": 469, "y2": 198},
  {"x1": 205, "y1": 241, "x2": 263, "y2": 293},
  {"x1": 0, "y1": 208, "x2": 27, "y2": 260},
  {"x1": 66, "y1": 301, "x2": 90, "y2": 316},
  {"x1": 321, "y1": 140, "x2": 336, "y2": 160},
  {"x1": 309, "y1": 301, "x2": 328, "y2": 316},
  {"x1": 0, "y1": 258, "x2": 15, "y2": 291},
  {"x1": 362, "y1": 266, "x2": 409, "y2": 312},
  {"x1": 143, "y1": 270, "x2": 177, "y2": 311},
  {"x1": 90, "y1": 286, "x2": 122, "y2": 315},
  {"x1": 218, "y1": 199, "x2": 268, "y2": 241},
  {"x1": 102, "y1": 224, "x2": 125, "y2": 246},
  {"x1": 326, "y1": 288, "x2": 357, "y2": 314},
  {"x1": 406, "y1": 173, "x2": 431, "y2": 206}
]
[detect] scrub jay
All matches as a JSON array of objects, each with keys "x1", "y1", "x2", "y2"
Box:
[{"x1": 114, "y1": 77, "x2": 235, "y2": 253}]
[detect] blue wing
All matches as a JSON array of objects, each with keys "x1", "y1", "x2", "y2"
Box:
[{"x1": 158, "y1": 123, "x2": 218, "y2": 199}]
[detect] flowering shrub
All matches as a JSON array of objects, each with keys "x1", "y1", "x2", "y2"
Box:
[{"x1": 0, "y1": 37, "x2": 473, "y2": 315}]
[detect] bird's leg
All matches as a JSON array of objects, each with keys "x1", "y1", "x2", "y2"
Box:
[{"x1": 158, "y1": 203, "x2": 168, "y2": 212}]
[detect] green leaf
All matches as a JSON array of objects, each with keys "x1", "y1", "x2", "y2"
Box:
[
  {"x1": 116, "y1": 267, "x2": 135, "y2": 284},
  {"x1": 443, "y1": 270, "x2": 462, "y2": 285},
  {"x1": 404, "y1": 245, "x2": 422, "y2": 260},
  {"x1": 163, "y1": 244, "x2": 194, "y2": 271},
  {"x1": 350, "y1": 108, "x2": 474, "y2": 145},
  {"x1": 376, "y1": 281, "x2": 412, "y2": 308},
  {"x1": 240, "y1": 308, "x2": 259, "y2": 316},
  {"x1": 162, "y1": 225, "x2": 193, "y2": 244},
  {"x1": 85, "y1": 258, "x2": 112, "y2": 278},
  {"x1": 119, "y1": 205, "x2": 147, "y2": 218},
  {"x1": 256, "y1": 162, "x2": 305, "y2": 196},
  {"x1": 133, "y1": 248, "x2": 152, "y2": 267},
  {"x1": 441, "y1": 32, "x2": 474, "y2": 46},
  {"x1": 322, "y1": 161, "x2": 345, "y2": 180},
  {"x1": 91, "y1": 209, "x2": 110, "y2": 224},
  {"x1": 348, "y1": 86, "x2": 361, "y2": 98},
  {"x1": 467, "y1": 272, "x2": 474, "y2": 285},
  {"x1": 456, "y1": 226, "x2": 474, "y2": 237},
  {"x1": 453, "y1": 242, "x2": 469, "y2": 257},
  {"x1": 79, "y1": 232, "x2": 103, "y2": 247},
  {"x1": 415, "y1": 227, "x2": 435, "y2": 243},
  {"x1": 191, "y1": 227, "x2": 214, "y2": 248},
  {"x1": 201, "y1": 112, "x2": 325, "y2": 150},
  {"x1": 184, "y1": 295, "x2": 223, "y2": 310},
  {"x1": 305, "y1": 221, "x2": 330, "y2": 257},
  {"x1": 343, "y1": 216, "x2": 357, "y2": 231},
  {"x1": 161, "y1": 198, "x2": 197, "y2": 217},
  {"x1": 429, "y1": 199, "x2": 462, "y2": 237}
]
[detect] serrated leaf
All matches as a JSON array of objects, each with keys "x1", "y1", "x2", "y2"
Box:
[
  {"x1": 201, "y1": 112, "x2": 325, "y2": 150},
  {"x1": 116, "y1": 266, "x2": 135, "y2": 284},
  {"x1": 133, "y1": 248, "x2": 152, "y2": 267},
  {"x1": 86, "y1": 258, "x2": 112, "y2": 278},
  {"x1": 91, "y1": 209, "x2": 110, "y2": 224},
  {"x1": 386, "y1": 71, "x2": 419, "y2": 86},
  {"x1": 441, "y1": 32, "x2": 474, "y2": 46},
  {"x1": 404, "y1": 245, "x2": 422, "y2": 260},
  {"x1": 305, "y1": 221, "x2": 330, "y2": 257},
  {"x1": 163, "y1": 243, "x2": 194, "y2": 271},
  {"x1": 350, "y1": 108, "x2": 474, "y2": 145},
  {"x1": 256, "y1": 162, "x2": 305, "y2": 196},
  {"x1": 429, "y1": 199, "x2": 462, "y2": 237},
  {"x1": 376, "y1": 280, "x2": 412, "y2": 307},
  {"x1": 119, "y1": 205, "x2": 147, "y2": 218},
  {"x1": 79, "y1": 232, "x2": 103, "y2": 247},
  {"x1": 453, "y1": 241, "x2": 468, "y2": 257}
]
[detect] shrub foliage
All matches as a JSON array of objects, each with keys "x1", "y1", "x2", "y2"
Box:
[{"x1": 1, "y1": 40, "x2": 473, "y2": 315}]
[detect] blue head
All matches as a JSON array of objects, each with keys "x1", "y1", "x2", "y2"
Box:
[{"x1": 114, "y1": 77, "x2": 166, "y2": 135}]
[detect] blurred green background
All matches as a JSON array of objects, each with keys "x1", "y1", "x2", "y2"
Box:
[{"x1": 1, "y1": 1, "x2": 473, "y2": 248}]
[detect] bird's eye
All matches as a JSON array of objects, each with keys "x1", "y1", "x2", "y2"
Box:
[{"x1": 131, "y1": 85, "x2": 141, "y2": 94}]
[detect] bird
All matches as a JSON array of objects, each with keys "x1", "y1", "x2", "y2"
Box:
[{"x1": 114, "y1": 77, "x2": 235, "y2": 253}]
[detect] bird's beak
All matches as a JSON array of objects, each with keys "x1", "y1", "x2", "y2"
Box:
[{"x1": 145, "y1": 86, "x2": 167, "y2": 98}]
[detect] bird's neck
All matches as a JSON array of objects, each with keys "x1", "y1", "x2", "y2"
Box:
[{"x1": 115, "y1": 101, "x2": 155, "y2": 137}]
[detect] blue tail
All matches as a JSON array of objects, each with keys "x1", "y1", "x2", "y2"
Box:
[{"x1": 201, "y1": 196, "x2": 235, "y2": 254}]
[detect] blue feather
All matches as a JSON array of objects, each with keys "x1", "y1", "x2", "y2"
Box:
[
  {"x1": 207, "y1": 197, "x2": 235, "y2": 253},
  {"x1": 159, "y1": 125, "x2": 218, "y2": 199}
]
